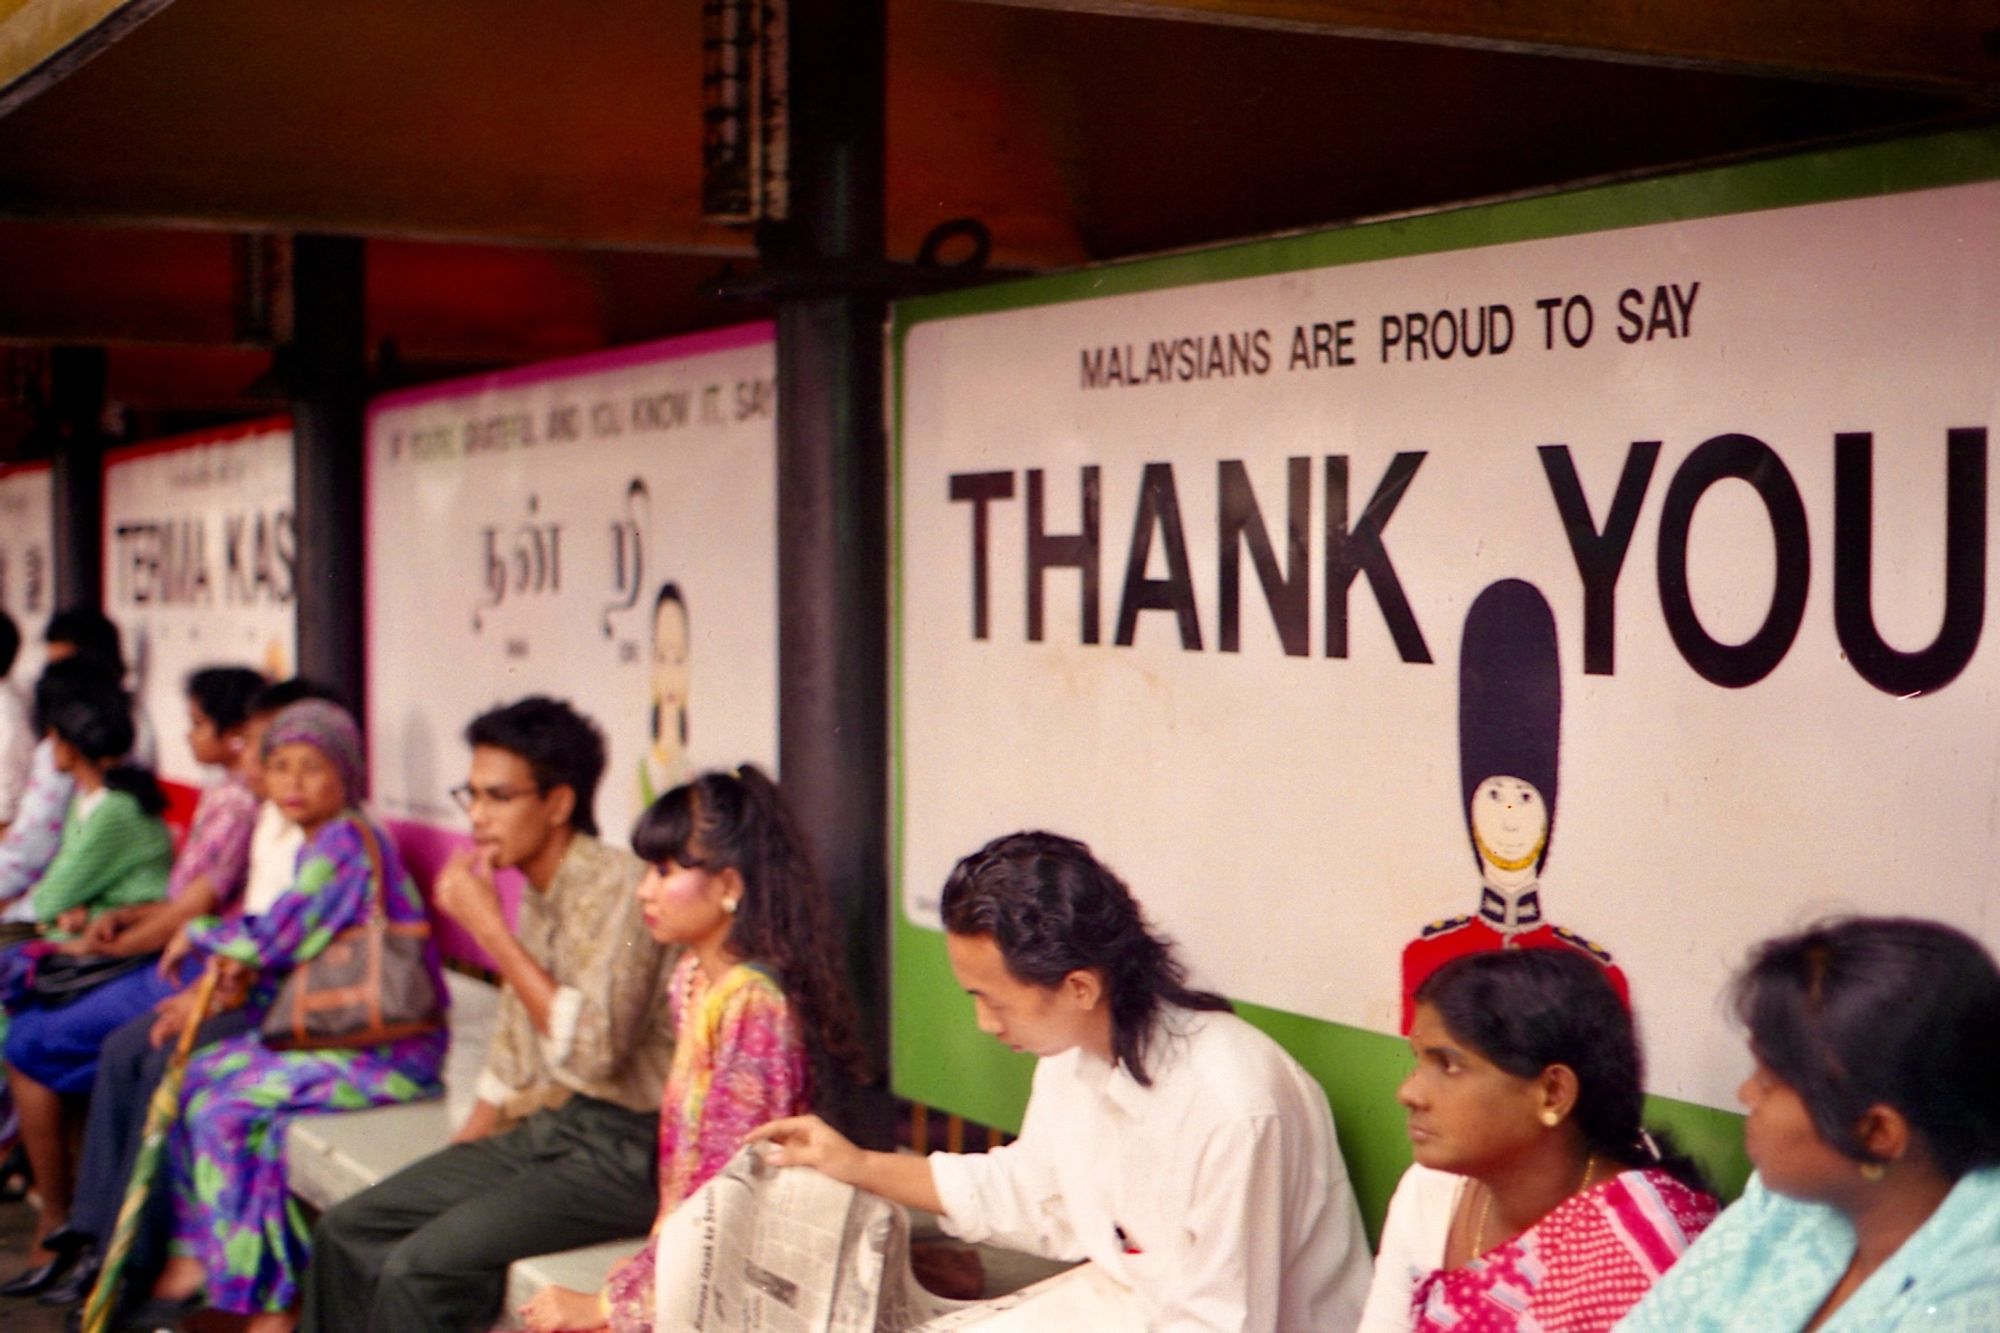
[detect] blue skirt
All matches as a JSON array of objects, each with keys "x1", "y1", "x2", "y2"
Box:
[{"x1": 6, "y1": 963, "x2": 177, "y2": 1095}]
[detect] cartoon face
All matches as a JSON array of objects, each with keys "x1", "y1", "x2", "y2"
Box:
[
  {"x1": 1469, "y1": 775, "x2": 1548, "y2": 872},
  {"x1": 652, "y1": 594, "x2": 690, "y2": 749}
]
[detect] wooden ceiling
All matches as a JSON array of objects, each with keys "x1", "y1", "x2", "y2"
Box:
[{"x1": 0, "y1": 0, "x2": 1990, "y2": 453}]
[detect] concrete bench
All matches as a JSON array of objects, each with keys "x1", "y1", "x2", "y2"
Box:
[
  {"x1": 284, "y1": 973, "x2": 1072, "y2": 1325},
  {"x1": 285, "y1": 970, "x2": 642, "y2": 1328}
]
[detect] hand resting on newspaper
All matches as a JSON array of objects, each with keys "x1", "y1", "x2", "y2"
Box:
[{"x1": 747, "y1": 1114, "x2": 946, "y2": 1216}]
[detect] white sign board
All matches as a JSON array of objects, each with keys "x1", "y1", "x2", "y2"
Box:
[
  {"x1": 103, "y1": 423, "x2": 297, "y2": 784},
  {"x1": 0, "y1": 463, "x2": 54, "y2": 685},
  {"x1": 365, "y1": 326, "x2": 779, "y2": 850},
  {"x1": 898, "y1": 177, "x2": 2000, "y2": 1111}
]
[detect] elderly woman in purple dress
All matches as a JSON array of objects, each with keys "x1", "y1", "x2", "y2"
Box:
[{"x1": 137, "y1": 700, "x2": 447, "y2": 1333}]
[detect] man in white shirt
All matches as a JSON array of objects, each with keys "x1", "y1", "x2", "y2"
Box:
[{"x1": 754, "y1": 831, "x2": 1371, "y2": 1332}]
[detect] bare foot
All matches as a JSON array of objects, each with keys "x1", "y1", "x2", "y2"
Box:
[{"x1": 151, "y1": 1253, "x2": 205, "y2": 1301}]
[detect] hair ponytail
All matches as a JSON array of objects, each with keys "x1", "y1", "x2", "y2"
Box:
[
  {"x1": 632, "y1": 764, "x2": 870, "y2": 1086},
  {"x1": 103, "y1": 762, "x2": 168, "y2": 817}
]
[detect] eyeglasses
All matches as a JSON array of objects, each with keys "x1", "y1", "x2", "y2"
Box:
[{"x1": 449, "y1": 783, "x2": 542, "y2": 812}]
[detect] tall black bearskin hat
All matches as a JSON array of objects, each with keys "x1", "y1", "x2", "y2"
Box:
[{"x1": 1458, "y1": 578, "x2": 1561, "y2": 872}]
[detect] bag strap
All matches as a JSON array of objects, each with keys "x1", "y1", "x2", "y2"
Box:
[{"x1": 350, "y1": 815, "x2": 389, "y2": 924}]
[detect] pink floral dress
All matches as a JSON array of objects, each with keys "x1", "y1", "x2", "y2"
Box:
[{"x1": 601, "y1": 954, "x2": 809, "y2": 1332}]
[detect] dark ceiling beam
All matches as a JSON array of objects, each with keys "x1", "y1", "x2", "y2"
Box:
[
  {"x1": 0, "y1": 0, "x2": 173, "y2": 116},
  {"x1": 959, "y1": 0, "x2": 2000, "y2": 95}
]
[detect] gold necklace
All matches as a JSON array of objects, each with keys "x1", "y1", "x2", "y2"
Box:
[
  {"x1": 1472, "y1": 826, "x2": 1547, "y2": 874},
  {"x1": 1475, "y1": 1153, "x2": 1596, "y2": 1257}
]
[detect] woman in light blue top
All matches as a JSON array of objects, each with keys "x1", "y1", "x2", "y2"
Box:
[{"x1": 1616, "y1": 917, "x2": 2000, "y2": 1332}]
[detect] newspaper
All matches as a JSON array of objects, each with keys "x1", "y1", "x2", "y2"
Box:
[{"x1": 653, "y1": 1148, "x2": 1146, "y2": 1333}]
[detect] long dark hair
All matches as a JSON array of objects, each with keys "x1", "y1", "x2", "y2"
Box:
[
  {"x1": 47, "y1": 687, "x2": 166, "y2": 817},
  {"x1": 939, "y1": 831, "x2": 1230, "y2": 1087},
  {"x1": 1736, "y1": 916, "x2": 2000, "y2": 1178},
  {"x1": 631, "y1": 765, "x2": 867, "y2": 1082},
  {"x1": 1417, "y1": 948, "x2": 1708, "y2": 1193}
]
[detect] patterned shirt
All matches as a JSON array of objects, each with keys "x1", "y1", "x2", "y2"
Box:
[
  {"x1": 476, "y1": 833, "x2": 677, "y2": 1118},
  {"x1": 1399, "y1": 1168, "x2": 1717, "y2": 1332},
  {"x1": 168, "y1": 773, "x2": 258, "y2": 911},
  {"x1": 1614, "y1": 1168, "x2": 2000, "y2": 1332},
  {"x1": 602, "y1": 955, "x2": 810, "y2": 1333},
  {"x1": 0, "y1": 739, "x2": 74, "y2": 914},
  {"x1": 0, "y1": 678, "x2": 34, "y2": 825}
]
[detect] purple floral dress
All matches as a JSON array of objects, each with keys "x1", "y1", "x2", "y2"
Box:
[
  {"x1": 164, "y1": 813, "x2": 448, "y2": 1314},
  {"x1": 601, "y1": 955, "x2": 809, "y2": 1333}
]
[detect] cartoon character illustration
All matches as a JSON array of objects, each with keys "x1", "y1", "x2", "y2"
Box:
[
  {"x1": 1399, "y1": 578, "x2": 1628, "y2": 1032},
  {"x1": 638, "y1": 581, "x2": 691, "y2": 806}
]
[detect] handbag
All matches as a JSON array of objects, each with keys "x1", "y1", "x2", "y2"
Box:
[
  {"x1": 0, "y1": 941, "x2": 156, "y2": 1010},
  {"x1": 30, "y1": 949, "x2": 157, "y2": 1004},
  {"x1": 259, "y1": 817, "x2": 443, "y2": 1050}
]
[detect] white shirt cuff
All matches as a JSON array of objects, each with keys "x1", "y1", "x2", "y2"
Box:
[
  {"x1": 538, "y1": 983, "x2": 585, "y2": 1069},
  {"x1": 475, "y1": 1070, "x2": 516, "y2": 1107},
  {"x1": 926, "y1": 1151, "x2": 983, "y2": 1241}
]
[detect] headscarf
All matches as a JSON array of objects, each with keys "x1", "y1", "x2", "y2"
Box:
[{"x1": 262, "y1": 699, "x2": 366, "y2": 802}]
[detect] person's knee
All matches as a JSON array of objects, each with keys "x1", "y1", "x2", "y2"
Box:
[
  {"x1": 384, "y1": 1218, "x2": 480, "y2": 1283},
  {"x1": 314, "y1": 1189, "x2": 376, "y2": 1255}
]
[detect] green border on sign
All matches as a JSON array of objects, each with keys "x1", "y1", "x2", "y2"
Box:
[{"x1": 888, "y1": 124, "x2": 2000, "y2": 1240}]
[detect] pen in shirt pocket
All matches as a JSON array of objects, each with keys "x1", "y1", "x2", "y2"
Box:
[{"x1": 1114, "y1": 1223, "x2": 1142, "y2": 1255}]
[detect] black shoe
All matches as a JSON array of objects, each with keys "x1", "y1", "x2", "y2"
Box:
[
  {"x1": 0, "y1": 1248, "x2": 78, "y2": 1298},
  {"x1": 111, "y1": 1292, "x2": 202, "y2": 1331},
  {"x1": 38, "y1": 1249, "x2": 100, "y2": 1306},
  {"x1": 39, "y1": 1226, "x2": 92, "y2": 1257}
]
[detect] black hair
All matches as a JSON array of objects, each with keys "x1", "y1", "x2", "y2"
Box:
[
  {"x1": 1735, "y1": 916, "x2": 2000, "y2": 1179},
  {"x1": 939, "y1": 831, "x2": 1230, "y2": 1087},
  {"x1": 0, "y1": 610, "x2": 20, "y2": 678},
  {"x1": 44, "y1": 607, "x2": 124, "y2": 673},
  {"x1": 47, "y1": 683, "x2": 166, "y2": 816},
  {"x1": 650, "y1": 583, "x2": 688, "y2": 747},
  {"x1": 186, "y1": 666, "x2": 268, "y2": 734},
  {"x1": 632, "y1": 764, "x2": 867, "y2": 1082},
  {"x1": 34, "y1": 654, "x2": 123, "y2": 735},
  {"x1": 1416, "y1": 948, "x2": 1708, "y2": 1194},
  {"x1": 464, "y1": 696, "x2": 607, "y2": 838},
  {"x1": 247, "y1": 677, "x2": 343, "y2": 718}
]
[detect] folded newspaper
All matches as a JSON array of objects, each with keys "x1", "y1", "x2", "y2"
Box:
[{"x1": 652, "y1": 1147, "x2": 1144, "y2": 1332}]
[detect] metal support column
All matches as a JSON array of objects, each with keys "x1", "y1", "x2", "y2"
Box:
[
  {"x1": 769, "y1": 0, "x2": 894, "y2": 1144},
  {"x1": 48, "y1": 346, "x2": 108, "y2": 612},
  {"x1": 288, "y1": 235, "x2": 367, "y2": 716}
]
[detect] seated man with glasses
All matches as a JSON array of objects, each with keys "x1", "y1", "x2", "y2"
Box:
[{"x1": 302, "y1": 696, "x2": 677, "y2": 1333}]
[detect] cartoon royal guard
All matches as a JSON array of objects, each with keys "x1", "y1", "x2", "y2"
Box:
[{"x1": 1399, "y1": 577, "x2": 1628, "y2": 1032}]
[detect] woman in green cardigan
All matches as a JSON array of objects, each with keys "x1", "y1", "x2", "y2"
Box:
[{"x1": 0, "y1": 678, "x2": 171, "y2": 1295}]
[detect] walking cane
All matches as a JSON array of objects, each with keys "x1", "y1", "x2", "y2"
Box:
[{"x1": 79, "y1": 963, "x2": 221, "y2": 1333}]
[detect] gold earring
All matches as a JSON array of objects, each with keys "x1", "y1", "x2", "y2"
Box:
[
  {"x1": 1541, "y1": 1109, "x2": 1561, "y2": 1127},
  {"x1": 1859, "y1": 1161, "x2": 1886, "y2": 1181},
  {"x1": 722, "y1": 899, "x2": 739, "y2": 914}
]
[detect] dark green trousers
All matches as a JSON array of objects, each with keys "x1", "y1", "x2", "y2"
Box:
[{"x1": 299, "y1": 1095, "x2": 659, "y2": 1333}]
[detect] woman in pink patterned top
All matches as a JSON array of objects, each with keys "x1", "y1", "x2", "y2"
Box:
[
  {"x1": 1359, "y1": 948, "x2": 1719, "y2": 1333},
  {"x1": 520, "y1": 765, "x2": 866, "y2": 1333}
]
